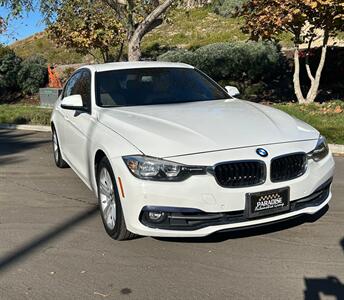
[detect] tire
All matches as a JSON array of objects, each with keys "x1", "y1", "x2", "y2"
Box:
[
  {"x1": 52, "y1": 128, "x2": 69, "y2": 168},
  {"x1": 97, "y1": 157, "x2": 136, "y2": 241}
]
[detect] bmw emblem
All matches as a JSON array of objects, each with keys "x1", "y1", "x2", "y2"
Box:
[{"x1": 256, "y1": 148, "x2": 268, "y2": 157}]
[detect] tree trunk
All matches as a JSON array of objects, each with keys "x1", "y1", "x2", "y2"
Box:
[
  {"x1": 293, "y1": 31, "x2": 329, "y2": 104},
  {"x1": 293, "y1": 47, "x2": 306, "y2": 103},
  {"x1": 127, "y1": 0, "x2": 174, "y2": 61},
  {"x1": 116, "y1": 42, "x2": 124, "y2": 62},
  {"x1": 128, "y1": 37, "x2": 142, "y2": 61},
  {"x1": 304, "y1": 32, "x2": 329, "y2": 103}
]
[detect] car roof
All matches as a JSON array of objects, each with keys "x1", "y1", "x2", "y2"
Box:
[{"x1": 82, "y1": 61, "x2": 194, "y2": 73}]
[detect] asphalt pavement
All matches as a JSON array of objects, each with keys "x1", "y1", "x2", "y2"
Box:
[{"x1": 0, "y1": 129, "x2": 343, "y2": 299}]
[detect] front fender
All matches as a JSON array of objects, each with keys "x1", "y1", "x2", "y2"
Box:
[{"x1": 88, "y1": 121, "x2": 141, "y2": 193}]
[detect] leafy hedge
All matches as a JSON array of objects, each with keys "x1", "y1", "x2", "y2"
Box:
[
  {"x1": 18, "y1": 55, "x2": 48, "y2": 95},
  {"x1": 0, "y1": 45, "x2": 48, "y2": 98},
  {"x1": 0, "y1": 52, "x2": 22, "y2": 92}
]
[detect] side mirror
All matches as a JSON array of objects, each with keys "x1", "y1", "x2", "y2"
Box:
[
  {"x1": 225, "y1": 86, "x2": 240, "y2": 97},
  {"x1": 61, "y1": 95, "x2": 84, "y2": 110}
]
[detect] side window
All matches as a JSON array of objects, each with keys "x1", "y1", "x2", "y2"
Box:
[
  {"x1": 63, "y1": 70, "x2": 92, "y2": 112},
  {"x1": 75, "y1": 70, "x2": 92, "y2": 111}
]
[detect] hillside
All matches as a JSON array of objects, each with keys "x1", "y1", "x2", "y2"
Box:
[
  {"x1": 10, "y1": 32, "x2": 85, "y2": 64},
  {"x1": 11, "y1": 7, "x2": 285, "y2": 64},
  {"x1": 12, "y1": 6, "x2": 343, "y2": 64},
  {"x1": 143, "y1": 7, "x2": 249, "y2": 50}
]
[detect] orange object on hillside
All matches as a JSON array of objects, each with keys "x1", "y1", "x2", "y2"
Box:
[{"x1": 48, "y1": 65, "x2": 62, "y2": 88}]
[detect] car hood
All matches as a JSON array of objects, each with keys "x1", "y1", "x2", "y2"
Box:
[{"x1": 98, "y1": 99, "x2": 319, "y2": 158}]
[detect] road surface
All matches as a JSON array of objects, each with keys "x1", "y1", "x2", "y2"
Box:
[{"x1": 0, "y1": 129, "x2": 343, "y2": 299}]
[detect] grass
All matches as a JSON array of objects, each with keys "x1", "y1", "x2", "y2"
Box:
[
  {"x1": 0, "y1": 101, "x2": 342, "y2": 145},
  {"x1": 144, "y1": 7, "x2": 295, "y2": 50},
  {"x1": 273, "y1": 101, "x2": 344, "y2": 144},
  {"x1": 143, "y1": 7, "x2": 248, "y2": 50},
  {"x1": 337, "y1": 31, "x2": 344, "y2": 40},
  {"x1": 0, "y1": 105, "x2": 52, "y2": 126}
]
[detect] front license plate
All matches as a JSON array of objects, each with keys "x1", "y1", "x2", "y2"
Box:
[{"x1": 246, "y1": 187, "x2": 290, "y2": 219}]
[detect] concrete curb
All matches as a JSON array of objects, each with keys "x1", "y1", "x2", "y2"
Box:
[
  {"x1": 0, "y1": 123, "x2": 51, "y2": 132},
  {"x1": 329, "y1": 144, "x2": 344, "y2": 156},
  {"x1": 0, "y1": 123, "x2": 343, "y2": 155}
]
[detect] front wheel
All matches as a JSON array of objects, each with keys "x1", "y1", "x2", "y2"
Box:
[
  {"x1": 52, "y1": 128, "x2": 69, "y2": 168},
  {"x1": 97, "y1": 157, "x2": 136, "y2": 241}
]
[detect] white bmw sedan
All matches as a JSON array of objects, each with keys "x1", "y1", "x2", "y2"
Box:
[{"x1": 51, "y1": 62, "x2": 335, "y2": 240}]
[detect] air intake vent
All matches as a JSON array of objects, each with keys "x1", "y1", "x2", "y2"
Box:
[
  {"x1": 213, "y1": 161, "x2": 266, "y2": 188},
  {"x1": 271, "y1": 153, "x2": 307, "y2": 182}
]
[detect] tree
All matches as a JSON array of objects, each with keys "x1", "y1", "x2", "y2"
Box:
[
  {"x1": 42, "y1": 0, "x2": 175, "y2": 61},
  {"x1": 102, "y1": 0, "x2": 175, "y2": 61},
  {"x1": 48, "y1": 0, "x2": 125, "y2": 62},
  {"x1": 240, "y1": 0, "x2": 344, "y2": 103}
]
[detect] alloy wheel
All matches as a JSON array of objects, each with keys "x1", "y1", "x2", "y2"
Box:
[{"x1": 99, "y1": 167, "x2": 117, "y2": 230}]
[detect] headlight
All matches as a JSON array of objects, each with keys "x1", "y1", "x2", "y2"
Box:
[
  {"x1": 122, "y1": 155, "x2": 207, "y2": 181},
  {"x1": 308, "y1": 135, "x2": 329, "y2": 162}
]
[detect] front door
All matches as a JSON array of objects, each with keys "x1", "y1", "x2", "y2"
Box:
[{"x1": 60, "y1": 69, "x2": 94, "y2": 185}]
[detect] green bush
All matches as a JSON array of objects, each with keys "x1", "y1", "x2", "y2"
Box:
[
  {"x1": 21, "y1": 54, "x2": 47, "y2": 67},
  {"x1": 142, "y1": 43, "x2": 178, "y2": 60},
  {"x1": 218, "y1": 79, "x2": 268, "y2": 102},
  {"x1": 0, "y1": 52, "x2": 22, "y2": 93},
  {"x1": 17, "y1": 56, "x2": 48, "y2": 95},
  {"x1": 213, "y1": 0, "x2": 248, "y2": 17},
  {"x1": 158, "y1": 41, "x2": 285, "y2": 82},
  {"x1": 158, "y1": 48, "x2": 195, "y2": 65}
]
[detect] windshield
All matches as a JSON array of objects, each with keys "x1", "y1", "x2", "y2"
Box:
[{"x1": 95, "y1": 67, "x2": 229, "y2": 107}]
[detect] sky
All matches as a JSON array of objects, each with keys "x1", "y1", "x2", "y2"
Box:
[{"x1": 0, "y1": 6, "x2": 45, "y2": 45}]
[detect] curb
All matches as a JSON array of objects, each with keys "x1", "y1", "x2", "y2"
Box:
[
  {"x1": 0, "y1": 123, "x2": 343, "y2": 155},
  {"x1": 329, "y1": 144, "x2": 344, "y2": 156},
  {"x1": 0, "y1": 123, "x2": 51, "y2": 132}
]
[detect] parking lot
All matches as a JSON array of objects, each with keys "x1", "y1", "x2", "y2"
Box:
[{"x1": 0, "y1": 129, "x2": 343, "y2": 299}]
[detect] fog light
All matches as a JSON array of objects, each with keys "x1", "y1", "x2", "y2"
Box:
[{"x1": 148, "y1": 211, "x2": 166, "y2": 222}]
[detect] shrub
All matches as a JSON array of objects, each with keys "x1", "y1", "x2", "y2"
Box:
[
  {"x1": 0, "y1": 52, "x2": 22, "y2": 93},
  {"x1": 17, "y1": 55, "x2": 48, "y2": 95},
  {"x1": 158, "y1": 41, "x2": 285, "y2": 82},
  {"x1": 21, "y1": 54, "x2": 47, "y2": 67},
  {"x1": 218, "y1": 79, "x2": 268, "y2": 102},
  {"x1": 213, "y1": 0, "x2": 248, "y2": 17},
  {"x1": 158, "y1": 48, "x2": 195, "y2": 65},
  {"x1": 142, "y1": 43, "x2": 177, "y2": 60}
]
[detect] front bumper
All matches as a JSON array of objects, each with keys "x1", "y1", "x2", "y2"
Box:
[
  {"x1": 140, "y1": 178, "x2": 332, "y2": 230},
  {"x1": 110, "y1": 140, "x2": 335, "y2": 237}
]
